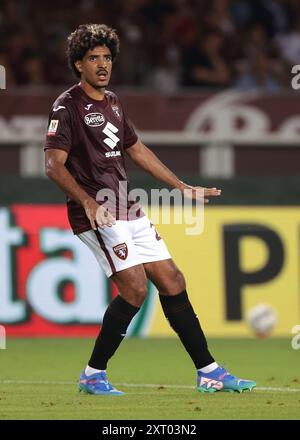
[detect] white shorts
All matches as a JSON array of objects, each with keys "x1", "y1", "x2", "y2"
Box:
[{"x1": 77, "y1": 215, "x2": 171, "y2": 277}]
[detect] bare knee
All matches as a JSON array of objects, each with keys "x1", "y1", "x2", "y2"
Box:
[
  {"x1": 132, "y1": 284, "x2": 148, "y2": 307},
  {"x1": 171, "y1": 268, "x2": 186, "y2": 293},
  {"x1": 121, "y1": 283, "x2": 147, "y2": 308},
  {"x1": 111, "y1": 265, "x2": 148, "y2": 308},
  {"x1": 175, "y1": 269, "x2": 186, "y2": 292},
  {"x1": 145, "y1": 260, "x2": 186, "y2": 296},
  {"x1": 160, "y1": 267, "x2": 186, "y2": 295}
]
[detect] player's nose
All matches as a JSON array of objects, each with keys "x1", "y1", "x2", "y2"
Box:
[{"x1": 98, "y1": 56, "x2": 108, "y2": 68}]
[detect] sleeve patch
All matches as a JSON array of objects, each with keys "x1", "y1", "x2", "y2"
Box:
[{"x1": 47, "y1": 119, "x2": 59, "y2": 136}]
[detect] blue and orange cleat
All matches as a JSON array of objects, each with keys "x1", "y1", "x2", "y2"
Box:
[
  {"x1": 78, "y1": 370, "x2": 124, "y2": 395},
  {"x1": 197, "y1": 366, "x2": 256, "y2": 393}
]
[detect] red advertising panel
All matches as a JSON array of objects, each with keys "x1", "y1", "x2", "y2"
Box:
[{"x1": 0, "y1": 205, "x2": 120, "y2": 337}]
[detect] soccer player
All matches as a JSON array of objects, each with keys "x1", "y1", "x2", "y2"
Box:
[{"x1": 44, "y1": 24, "x2": 256, "y2": 395}]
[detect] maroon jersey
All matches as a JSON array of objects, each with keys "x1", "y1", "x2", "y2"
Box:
[{"x1": 44, "y1": 85, "x2": 139, "y2": 234}]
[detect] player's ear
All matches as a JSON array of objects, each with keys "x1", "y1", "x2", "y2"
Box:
[{"x1": 75, "y1": 60, "x2": 82, "y2": 74}]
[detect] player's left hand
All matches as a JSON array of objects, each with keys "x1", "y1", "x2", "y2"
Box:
[
  {"x1": 179, "y1": 183, "x2": 221, "y2": 203},
  {"x1": 202, "y1": 187, "x2": 222, "y2": 203}
]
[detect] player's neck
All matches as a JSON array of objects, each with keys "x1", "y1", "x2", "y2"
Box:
[{"x1": 78, "y1": 81, "x2": 106, "y2": 101}]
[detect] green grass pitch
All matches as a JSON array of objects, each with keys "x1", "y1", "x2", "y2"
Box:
[{"x1": 0, "y1": 337, "x2": 299, "y2": 420}]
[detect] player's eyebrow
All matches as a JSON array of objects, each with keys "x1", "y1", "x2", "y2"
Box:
[{"x1": 89, "y1": 52, "x2": 111, "y2": 56}]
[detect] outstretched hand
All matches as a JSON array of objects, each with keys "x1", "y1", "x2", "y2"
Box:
[{"x1": 179, "y1": 183, "x2": 221, "y2": 203}]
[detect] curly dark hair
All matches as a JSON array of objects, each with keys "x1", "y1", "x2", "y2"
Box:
[{"x1": 67, "y1": 24, "x2": 120, "y2": 78}]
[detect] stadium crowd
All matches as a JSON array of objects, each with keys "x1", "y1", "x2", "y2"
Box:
[{"x1": 0, "y1": 0, "x2": 299, "y2": 90}]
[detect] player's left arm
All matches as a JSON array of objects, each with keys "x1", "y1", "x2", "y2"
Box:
[{"x1": 125, "y1": 139, "x2": 221, "y2": 202}]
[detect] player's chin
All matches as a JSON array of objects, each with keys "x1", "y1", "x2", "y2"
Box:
[{"x1": 95, "y1": 78, "x2": 109, "y2": 88}]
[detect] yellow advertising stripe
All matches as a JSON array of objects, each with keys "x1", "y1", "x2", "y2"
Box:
[{"x1": 147, "y1": 206, "x2": 300, "y2": 337}]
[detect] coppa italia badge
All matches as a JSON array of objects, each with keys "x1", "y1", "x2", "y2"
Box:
[
  {"x1": 113, "y1": 243, "x2": 128, "y2": 260},
  {"x1": 111, "y1": 105, "x2": 122, "y2": 120},
  {"x1": 84, "y1": 113, "x2": 105, "y2": 127}
]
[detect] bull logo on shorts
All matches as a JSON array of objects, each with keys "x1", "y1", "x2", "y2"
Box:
[{"x1": 113, "y1": 243, "x2": 128, "y2": 260}]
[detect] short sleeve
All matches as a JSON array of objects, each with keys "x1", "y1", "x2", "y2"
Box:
[
  {"x1": 44, "y1": 106, "x2": 72, "y2": 153},
  {"x1": 123, "y1": 114, "x2": 138, "y2": 150}
]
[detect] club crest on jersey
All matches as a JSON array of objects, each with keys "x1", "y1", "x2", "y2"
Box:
[
  {"x1": 84, "y1": 112, "x2": 105, "y2": 127},
  {"x1": 47, "y1": 119, "x2": 59, "y2": 136},
  {"x1": 111, "y1": 105, "x2": 121, "y2": 120},
  {"x1": 113, "y1": 243, "x2": 128, "y2": 260}
]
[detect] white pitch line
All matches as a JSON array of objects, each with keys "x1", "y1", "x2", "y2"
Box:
[{"x1": 0, "y1": 380, "x2": 299, "y2": 393}]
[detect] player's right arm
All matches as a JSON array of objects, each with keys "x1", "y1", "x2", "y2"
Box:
[{"x1": 45, "y1": 149, "x2": 114, "y2": 230}]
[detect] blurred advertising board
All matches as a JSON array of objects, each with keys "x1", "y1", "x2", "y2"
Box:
[
  {"x1": 1, "y1": 90, "x2": 300, "y2": 136},
  {"x1": 0, "y1": 205, "x2": 299, "y2": 337}
]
